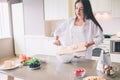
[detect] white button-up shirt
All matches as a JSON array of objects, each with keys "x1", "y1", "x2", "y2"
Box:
[{"x1": 54, "y1": 17, "x2": 103, "y2": 59}]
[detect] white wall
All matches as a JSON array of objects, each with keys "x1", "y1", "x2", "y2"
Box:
[
  {"x1": 0, "y1": 38, "x2": 14, "y2": 59},
  {"x1": 45, "y1": 20, "x2": 65, "y2": 36}
]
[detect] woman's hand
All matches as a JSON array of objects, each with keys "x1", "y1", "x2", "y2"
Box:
[
  {"x1": 54, "y1": 39, "x2": 61, "y2": 46},
  {"x1": 85, "y1": 41, "x2": 95, "y2": 48},
  {"x1": 54, "y1": 36, "x2": 61, "y2": 46},
  {"x1": 85, "y1": 43, "x2": 90, "y2": 48}
]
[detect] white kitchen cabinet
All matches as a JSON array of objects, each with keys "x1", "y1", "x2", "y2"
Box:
[
  {"x1": 12, "y1": 0, "x2": 45, "y2": 56},
  {"x1": 90, "y1": 0, "x2": 111, "y2": 13},
  {"x1": 44, "y1": 0, "x2": 75, "y2": 20},
  {"x1": 12, "y1": 3, "x2": 25, "y2": 56},
  {"x1": 111, "y1": 0, "x2": 120, "y2": 18},
  {"x1": 23, "y1": 0, "x2": 45, "y2": 35},
  {"x1": 25, "y1": 36, "x2": 60, "y2": 56},
  {"x1": 44, "y1": 0, "x2": 68, "y2": 20}
]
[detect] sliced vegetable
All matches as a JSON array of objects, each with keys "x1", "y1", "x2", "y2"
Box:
[{"x1": 22, "y1": 57, "x2": 40, "y2": 66}]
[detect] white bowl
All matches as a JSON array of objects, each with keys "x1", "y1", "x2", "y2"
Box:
[{"x1": 56, "y1": 54, "x2": 74, "y2": 63}]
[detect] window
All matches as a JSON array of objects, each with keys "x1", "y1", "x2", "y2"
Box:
[{"x1": 0, "y1": 1, "x2": 11, "y2": 38}]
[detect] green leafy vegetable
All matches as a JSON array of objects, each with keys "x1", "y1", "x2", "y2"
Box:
[{"x1": 22, "y1": 57, "x2": 40, "y2": 66}]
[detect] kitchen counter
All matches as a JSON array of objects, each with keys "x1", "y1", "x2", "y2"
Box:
[{"x1": 0, "y1": 54, "x2": 120, "y2": 80}]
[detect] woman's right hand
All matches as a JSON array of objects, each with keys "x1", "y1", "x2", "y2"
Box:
[
  {"x1": 54, "y1": 39, "x2": 61, "y2": 46},
  {"x1": 54, "y1": 36, "x2": 61, "y2": 46}
]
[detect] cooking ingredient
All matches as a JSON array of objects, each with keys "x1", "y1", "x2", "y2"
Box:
[
  {"x1": 103, "y1": 64, "x2": 116, "y2": 76},
  {"x1": 22, "y1": 57, "x2": 40, "y2": 66},
  {"x1": 3, "y1": 60, "x2": 14, "y2": 68},
  {"x1": 19, "y1": 55, "x2": 31, "y2": 63},
  {"x1": 74, "y1": 69, "x2": 85, "y2": 76},
  {"x1": 29, "y1": 62, "x2": 40, "y2": 68}
]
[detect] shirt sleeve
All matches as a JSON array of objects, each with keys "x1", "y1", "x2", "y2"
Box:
[
  {"x1": 93, "y1": 23, "x2": 104, "y2": 46},
  {"x1": 54, "y1": 20, "x2": 68, "y2": 37}
]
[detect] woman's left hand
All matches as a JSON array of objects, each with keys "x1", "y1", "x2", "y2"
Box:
[
  {"x1": 85, "y1": 41, "x2": 95, "y2": 48},
  {"x1": 85, "y1": 43, "x2": 90, "y2": 48}
]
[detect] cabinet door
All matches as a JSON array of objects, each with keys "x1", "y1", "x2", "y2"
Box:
[
  {"x1": 12, "y1": 3, "x2": 25, "y2": 55},
  {"x1": 111, "y1": 0, "x2": 120, "y2": 17},
  {"x1": 23, "y1": 0, "x2": 45, "y2": 35},
  {"x1": 44, "y1": 0, "x2": 68, "y2": 20},
  {"x1": 25, "y1": 36, "x2": 59, "y2": 56},
  {"x1": 90, "y1": 0, "x2": 111, "y2": 13}
]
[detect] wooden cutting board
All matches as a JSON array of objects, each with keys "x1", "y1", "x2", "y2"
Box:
[{"x1": 59, "y1": 42, "x2": 87, "y2": 55}]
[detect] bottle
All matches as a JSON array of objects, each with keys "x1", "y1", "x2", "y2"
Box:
[
  {"x1": 96, "y1": 50, "x2": 105, "y2": 72},
  {"x1": 104, "y1": 51, "x2": 111, "y2": 66}
]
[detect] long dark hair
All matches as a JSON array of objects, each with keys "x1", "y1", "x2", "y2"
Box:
[{"x1": 75, "y1": 0, "x2": 103, "y2": 31}]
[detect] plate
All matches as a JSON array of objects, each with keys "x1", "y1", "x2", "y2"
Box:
[
  {"x1": 0, "y1": 64, "x2": 20, "y2": 70},
  {"x1": 83, "y1": 76, "x2": 106, "y2": 80}
]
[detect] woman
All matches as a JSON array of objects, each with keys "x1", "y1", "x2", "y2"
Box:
[{"x1": 54, "y1": 0, "x2": 103, "y2": 62}]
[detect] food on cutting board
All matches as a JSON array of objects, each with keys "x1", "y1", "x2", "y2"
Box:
[
  {"x1": 69, "y1": 44, "x2": 78, "y2": 49},
  {"x1": 59, "y1": 42, "x2": 87, "y2": 55},
  {"x1": 3, "y1": 60, "x2": 14, "y2": 68},
  {"x1": 68, "y1": 42, "x2": 86, "y2": 50},
  {"x1": 84, "y1": 76, "x2": 106, "y2": 80}
]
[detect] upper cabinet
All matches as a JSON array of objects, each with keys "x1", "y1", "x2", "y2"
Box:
[
  {"x1": 90, "y1": 0, "x2": 120, "y2": 18},
  {"x1": 111, "y1": 0, "x2": 120, "y2": 18},
  {"x1": 23, "y1": 0, "x2": 45, "y2": 35},
  {"x1": 90, "y1": 0, "x2": 111, "y2": 13},
  {"x1": 44, "y1": 0, "x2": 68, "y2": 20},
  {"x1": 44, "y1": 0, "x2": 75, "y2": 20}
]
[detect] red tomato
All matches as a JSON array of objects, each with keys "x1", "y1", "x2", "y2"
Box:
[
  {"x1": 26, "y1": 57, "x2": 31, "y2": 60},
  {"x1": 19, "y1": 55, "x2": 27, "y2": 63},
  {"x1": 74, "y1": 69, "x2": 81, "y2": 76},
  {"x1": 80, "y1": 69, "x2": 84, "y2": 72},
  {"x1": 22, "y1": 56, "x2": 27, "y2": 60},
  {"x1": 74, "y1": 69, "x2": 85, "y2": 76}
]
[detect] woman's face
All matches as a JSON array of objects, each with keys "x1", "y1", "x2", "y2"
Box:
[{"x1": 75, "y1": 2, "x2": 84, "y2": 18}]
